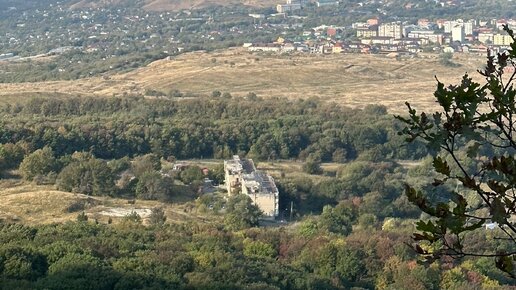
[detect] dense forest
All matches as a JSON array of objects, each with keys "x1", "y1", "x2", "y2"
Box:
[
  {"x1": 0, "y1": 216, "x2": 512, "y2": 290},
  {"x1": 0, "y1": 96, "x2": 427, "y2": 161}
]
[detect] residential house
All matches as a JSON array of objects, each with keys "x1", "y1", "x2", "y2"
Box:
[
  {"x1": 248, "y1": 43, "x2": 282, "y2": 52},
  {"x1": 332, "y1": 42, "x2": 343, "y2": 53},
  {"x1": 361, "y1": 36, "x2": 393, "y2": 45},
  {"x1": 316, "y1": 0, "x2": 338, "y2": 7},
  {"x1": 418, "y1": 18, "x2": 430, "y2": 27},
  {"x1": 282, "y1": 42, "x2": 296, "y2": 52},
  {"x1": 327, "y1": 27, "x2": 337, "y2": 37},
  {"x1": 367, "y1": 17, "x2": 380, "y2": 26}
]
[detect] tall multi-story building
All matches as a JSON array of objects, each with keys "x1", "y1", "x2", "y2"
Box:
[
  {"x1": 224, "y1": 156, "x2": 279, "y2": 219},
  {"x1": 464, "y1": 20, "x2": 474, "y2": 35},
  {"x1": 452, "y1": 25, "x2": 465, "y2": 43},
  {"x1": 444, "y1": 21, "x2": 454, "y2": 33},
  {"x1": 378, "y1": 22, "x2": 403, "y2": 39},
  {"x1": 445, "y1": 19, "x2": 474, "y2": 39}
]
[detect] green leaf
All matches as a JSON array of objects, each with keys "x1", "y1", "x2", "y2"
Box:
[
  {"x1": 435, "y1": 202, "x2": 450, "y2": 218},
  {"x1": 490, "y1": 197, "x2": 508, "y2": 224},
  {"x1": 434, "y1": 80, "x2": 452, "y2": 112},
  {"x1": 432, "y1": 179, "x2": 445, "y2": 186},
  {"x1": 463, "y1": 220, "x2": 484, "y2": 232},
  {"x1": 496, "y1": 254, "x2": 515, "y2": 278},
  {"x1": 433, "y1": 156, "x2": 451, "y2": 176},
  {"x1": 405, "y1": 184, "x2": 435, "y2": 215},
  {"x1": 451, "y1": 192, "x2": 467, "y2": 216},
  {"x1": 487, "y1": 180, "x2": 507, "y2": 195},
  {"x1": 466, "y1": 142, "x2": 481, "y2": 158}
]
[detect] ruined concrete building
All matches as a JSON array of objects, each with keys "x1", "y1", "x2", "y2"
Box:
[{"x1": 224, "y1": 156, "x2": 279, "y2": 219}]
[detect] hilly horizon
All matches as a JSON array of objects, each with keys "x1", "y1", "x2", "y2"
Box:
[
  {"x1": 68, "y1": 0, "x2": 278, "y2": 11},
  {"x1": 0, "y1": 0, "x2": 277, "y2": 11}
]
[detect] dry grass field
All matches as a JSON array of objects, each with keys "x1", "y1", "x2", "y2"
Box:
[
  {"x1": 0, "y1": 49, "x2": 486, "y2": 114},
  {"x1": 0, "y1": 180, "x2": 213, "y2": 225}
]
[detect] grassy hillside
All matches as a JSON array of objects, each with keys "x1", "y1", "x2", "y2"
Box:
[
  {"x1": 0, "y1": 180, "x2": 212, "y2": 225},
  {"x1": 0, "y1": 50, "x2": 485, "y2": 114}
]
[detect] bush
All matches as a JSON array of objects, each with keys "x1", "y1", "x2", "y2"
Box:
[
  {"x1": 76, "y1": 212, "x2": 88, "y2": 222},
  {"x1": 302, "y1": 160, "x2": 323, "y2": 175},
  {"x1": 135, "y1": 171, "x2": 173, "y2": 200},
  {"x1": 149, "y1": 207, "x2": 166, "y2": 226},
  {"x1": 19, "y1": 147, "x2": 57, "y2": 181}
]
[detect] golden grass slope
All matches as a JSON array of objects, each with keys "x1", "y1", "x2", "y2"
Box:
[
  {"x1": 0, "y1": 49, "x2": 486, "y2": 114},
  {"x1": 0, "y1": 181, "x2": 211, "y2": 225}
]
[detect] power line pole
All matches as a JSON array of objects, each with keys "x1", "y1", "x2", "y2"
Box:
[{"x1": 290, "y1": 201, "x2": 293, "y2": 222}]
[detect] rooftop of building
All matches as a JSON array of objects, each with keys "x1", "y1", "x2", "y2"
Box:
[
  {"x1": 224, "y1": 155, "x2": 256, "y2": 175},
  {"x1": 242, "y1": 171, "x2": 279, "y2": 195}
]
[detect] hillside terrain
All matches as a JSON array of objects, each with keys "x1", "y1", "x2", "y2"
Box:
[
  {"x1": 68, "y1": 0, "x2": 277, "y2": 10},
  {"x1": 0, "y1": 50, "x2": 485, "y2": 114},
  {"x1": 0, "y1": 181, "x2": 210, "y2": 225}
]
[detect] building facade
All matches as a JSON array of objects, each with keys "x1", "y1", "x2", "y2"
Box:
[
  {"x1": 378, "y1": 22, "x2": 403, "y2": 39},
  {"x1": 493, "y1": 34, "x2": 514, "y2": 46},
  {"x1": 452, "y1": 25, "x2": 465, "y2": 42},
  {"x1": 224, "y1": 156, "x2": 279, "y2": 219}
]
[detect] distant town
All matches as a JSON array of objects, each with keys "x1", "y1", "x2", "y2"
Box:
[
  {"x1": 0, "y1": 0, "x2": 515, "y2": 82},
  {"x1": 246, "y1": 0, "x2": 515, "y2": 56}
]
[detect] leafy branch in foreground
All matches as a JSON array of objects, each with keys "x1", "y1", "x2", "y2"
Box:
[{"x1": 396, "y1": 25, "x2": 516, "y2": 276}]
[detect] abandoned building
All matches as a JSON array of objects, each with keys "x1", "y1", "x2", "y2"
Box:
[{"x1": 224, "y1": 156, "x2": 279, "y2": 219}]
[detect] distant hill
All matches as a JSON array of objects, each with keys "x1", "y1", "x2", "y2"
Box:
[
  {"x1": 0, "y1": 0, "x2": 56, "y2": 10},
  {"x1": 68, "y1": 0, "x2": 277, "y2": 11},
  {"x1": 68, "y1": 0, "x2": 143, "y2": 10},
  {"x1": 0, "y1": 50, "x2": 485, "y2": 114}
]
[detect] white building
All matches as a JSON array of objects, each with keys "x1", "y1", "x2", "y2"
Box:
[
  {"x1": 478, "y1": 33, "x2": 494, "y2": 44},
  {"x1": 316, "y1": 0, "x2": 339, "y2": 7},
  {"x1": 445, "y1": 19, "x2": 474, "y2": 38},
  {"x1": 444, "y1": 20, "x2": 454, "y2": 33},
  {"x1": 379, "y1": 22, "x2": 403, "y2": 39},
  {"x1": 452, "y1": 25, "x2": 465, "y2": 43},
  {"x1": 276, "y1": 3, "x2": 301, "y2": 13},
  {"x1": 247, "y1": 43, "x2": 282, "y2": 52},
  {"x1": 408, "y1": 30, "x2": 443, "y2": 44},
  {"x1": 494, "y1": 34, "x2": 514, "y2": 46},
  {"x1": 224, "y1": 156, "x2": 279, "y2": 219},
  {"x1": 464, "y1": 21, "x2": 474, "y2": 35}
]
